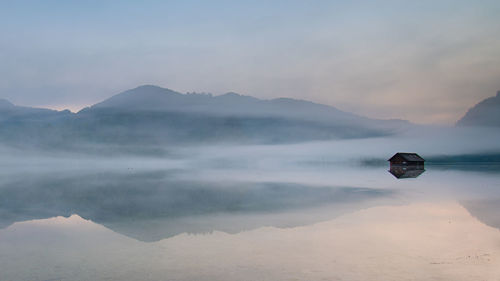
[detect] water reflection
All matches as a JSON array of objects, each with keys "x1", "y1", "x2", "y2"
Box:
[
  {"x1": 2, "y1": 202, "x2": 500, "y2": 281},
  {"x1": 0, "y1": 170, "x2": 393, "y2": 241},
  {"x1": 389, "y1": 166, "x2": 425, "y2": 179},
  {"x1": 461, "y1": 199, "x2": 500, "y2": 231},
  {"x1": 2, "y1": 162, "x2": 500, "y2": 280}
]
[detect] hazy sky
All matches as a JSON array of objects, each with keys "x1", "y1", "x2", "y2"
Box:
[{"x1": 1, "y1": 0, "x2": 500, "y2": 124}]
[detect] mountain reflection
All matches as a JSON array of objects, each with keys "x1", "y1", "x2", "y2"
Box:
[
  {"x1": 0, "y1": 170, "x2": 393, "y2": 242},
  {"x1": 461, "y1": 199, "x2": 500, "y2": 231}
]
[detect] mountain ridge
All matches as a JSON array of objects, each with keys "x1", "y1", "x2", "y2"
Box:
[
  {"x1": 2, "y1": 85, "x2": 408, "y2": 125},
  {"x1": 0, "y1": 98, "x2": 71, "y2": 123},
  {"x1": 0, "y1": 98, "x2": 15, "y2": 108},
  {"x1": 457, "y1": 91, "x2": 500, "y2": 127},
  {"x1": 85, "y1": 85, "x2": 407, "y2": 125},
  {"x1": 0, "y1": 85, "x2": 410, "y2": 149}
]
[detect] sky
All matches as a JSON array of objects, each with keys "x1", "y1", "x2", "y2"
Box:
[{"x1": 1, "y1": 0, "x2": 500, "y2": 124}]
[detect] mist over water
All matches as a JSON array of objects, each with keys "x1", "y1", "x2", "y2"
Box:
[
  {"x1": 2, "y1": 97, "x2": 500, "y2": 280},
  {"x1": 2, "y1": 134, "x2": 500, "y2": 280}
]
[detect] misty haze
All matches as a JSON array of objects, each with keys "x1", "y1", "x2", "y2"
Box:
[{"x1": 2, "y1": 1, "x2": 500, "y2": 281}]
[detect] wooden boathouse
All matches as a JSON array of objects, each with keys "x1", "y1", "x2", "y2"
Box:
[{"x1": 388, "y1": 152, "x2": 425, "y2": 168}]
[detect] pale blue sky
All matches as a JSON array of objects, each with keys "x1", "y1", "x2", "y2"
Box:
[{"x1": 1, "y1": 0, "x2": 500, "y2": 123}]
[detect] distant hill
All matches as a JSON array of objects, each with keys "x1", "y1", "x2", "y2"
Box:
[
  {"x1": 0, "y1": 99, "x2": 73, "y2": 147},
  {"x1": 78, "y1": 85, "x2": 410, "y2": 144},
  {"x1": 88, "y1": 85, "x2": 365, "y2": 123},
  {"x1": 0, "y1": 98, "x2": 69, "y2": 122},
  {"x1": 457, "y1": 91, "x2": 500, "y2": 127},
  {"x1": 0, "y1": 85, "x2": 411, "y2": 150}
]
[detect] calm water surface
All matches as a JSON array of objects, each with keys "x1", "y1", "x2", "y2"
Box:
[{"x1": 1, "y1": 157, "x2": 500, "y2": 281}]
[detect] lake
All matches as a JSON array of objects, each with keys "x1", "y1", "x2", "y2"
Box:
[{"x1": 1, "y1": 146, "x2": 500, "y2": 281}]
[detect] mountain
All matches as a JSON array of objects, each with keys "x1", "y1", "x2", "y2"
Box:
[
  {"x1": 0, "y1": 98, "x2": 69, "y2": 122},
  {"x1": 88, "y1": 85, "x2": 361, "y2": 123},
  {"x1": 457, "y1": 91, "x2": 500, "y2": 127},
  {"x1": 0, "y1": 99, "x2": 72, "y2": 148},
  {"x1": 0, "y1": 98, "x2": 15, "y2": 108},
  {"x1": 88, "y1": 85, "x2": 409, "y2": 126},
  {"x1": 75, "y1": 85, "x2": 410, "y2": 145},
  {"x1": 0, "y1": 85, "x2": 410, "y2": 150}
]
